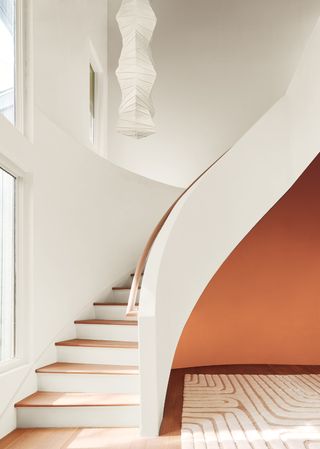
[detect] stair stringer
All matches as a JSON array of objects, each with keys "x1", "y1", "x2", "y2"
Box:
[{"x1": 138, "y1": 88, "x2": 320, "y2": 435}]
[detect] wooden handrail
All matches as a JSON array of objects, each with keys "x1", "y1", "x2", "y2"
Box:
[{"x1": 126, "y1": 148, "x2": 232, "y2": 317}]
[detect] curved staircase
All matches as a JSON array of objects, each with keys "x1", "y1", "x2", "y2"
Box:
[{"x1": 15, "y1": 276, "x2": 141, "y2": 428}]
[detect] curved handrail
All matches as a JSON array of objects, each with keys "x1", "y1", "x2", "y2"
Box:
[{"x1": 126, "y1": 147, "x2": 232, "y2": 316}]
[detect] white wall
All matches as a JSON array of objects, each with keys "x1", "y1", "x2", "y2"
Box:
[
  {"x1": 34, "y1": 0, "x2": 109, "y2": 154},
  {"x1": 0, "y1": 108, "x2": 180, "y2": 438},
  {"x1": 107, "y1": 0, "x2": 320, "y2": 188},
  {"x1": 0, "y1": 0, "x2": 181, "y2": 437},
  {"x1": 138, "y1": 16, "x2": 320, "y2": 436}
]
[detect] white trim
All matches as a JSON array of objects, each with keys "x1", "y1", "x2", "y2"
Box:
[
  {"x1": 15, "y1": 0, "x2": 33, "y2": 140},
  {"x1": 0, "y1": 153, "x2": 33, "y2": 374},
  {"x1": 0, "y1": 0, "x2": 34, "y2": 139},
  {"x1": 15, "y1": 0, "x2": 24, "y2": 132},
  {"x1": 0, "y1": 167, "x2": 15, "y2": 363},
  {"x1": 88, "y1": 40, "x2": 106, "y2": 157}
]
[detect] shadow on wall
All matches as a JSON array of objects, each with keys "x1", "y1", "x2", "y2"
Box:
[{"x1": 173, "y1": 154, "x2": 320, "y2": 368}]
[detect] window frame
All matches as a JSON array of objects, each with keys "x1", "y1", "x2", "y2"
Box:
[
  {"x1": 88, "y1": 41, "x2": 105, "y2": 156},
  {"x1": 0, "y1": 166, "x2": 16, "y2": 363},
  {"x1": 0, "y1": 154, "x2": 31, "y2": 373},
  {"x1": 15, "y1": 0, "x2": 25, "y2": 131},
  {"x1": 89, "y1": 63, "x2": 96, "y2": 145},
  {"x1": 0, "y1": 0, "x2": 32, "y2": 138}
]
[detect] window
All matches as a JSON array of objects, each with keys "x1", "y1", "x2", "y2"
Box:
[
  {"x1": 89, "y1": 64, "x2": 96, "y2": 144},
  {"x1": 88, "y1": 42, "x2": 105, "y2": 154},
  {"x1": 0, "y1": 166, "x2": 15, "y2": 363},
  {"x1": 0, "y1": 0, "x2": 16, "y2": 124}
]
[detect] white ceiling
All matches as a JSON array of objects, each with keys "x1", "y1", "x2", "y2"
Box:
[{"x1": 107, "y1": 0, "x2": 320, "y2": 188}]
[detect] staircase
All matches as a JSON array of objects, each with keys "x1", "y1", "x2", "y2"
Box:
[
  {"x1": 13, "y1": 145, "x2": 236, "y2": 431},
  {"x1": 15, "y1": 275, "x2": 141, "y2": 428}
]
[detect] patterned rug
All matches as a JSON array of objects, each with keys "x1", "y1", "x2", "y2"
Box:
[{"x1": 182, "y1": 374, "x2": 320, "y2": 449}]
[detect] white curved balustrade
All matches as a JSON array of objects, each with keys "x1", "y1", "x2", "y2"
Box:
[{"x1": 137, "y1": 17, "x2": 320, "y2": 436}]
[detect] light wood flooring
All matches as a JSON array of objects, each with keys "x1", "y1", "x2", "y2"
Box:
[{"x1": 2, "y1": 365, "x2": 320, "y2": 449}]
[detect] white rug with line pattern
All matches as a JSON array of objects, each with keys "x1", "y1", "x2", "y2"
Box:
[{"x1": 182, "y1": 373, "x2": 320, "y2": 449}]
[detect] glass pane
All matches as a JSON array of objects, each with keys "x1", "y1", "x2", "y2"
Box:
[
  {"x1": 90, "y1": 64, "x2": 95, "y2": 143},
  {"x1": 0, "y1": 0, "x2": 15, "y2": 124},
  {"x1": 90, "y1": 65, "x2": 95, "y2": 117},
  {"x1": 0, "y1": 167, "x2": 15, "y2": 362}
]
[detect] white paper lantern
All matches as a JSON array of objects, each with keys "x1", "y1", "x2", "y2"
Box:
[{"x1": 116, "y1": 0, "x2": 157, "y2": 139}]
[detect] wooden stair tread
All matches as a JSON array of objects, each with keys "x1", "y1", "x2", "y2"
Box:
[
  {"x1": 36, "y1": 362, "x2": 139, "y2": 375},
  {"x1": 74, "y1": 319, "x2": 137, "y2": 326},
  {"x1": 15, "y1": 392, "x2": 140, "y2": 408},
  {"x1": 55, "y1": 339, "x2": 138, "y2": 349},
  {"x1": 93, "y1": 302, "x2": 128, "y2": 306}
]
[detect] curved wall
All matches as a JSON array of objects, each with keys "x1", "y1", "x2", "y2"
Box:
[
  {"x1": 0, "y1": 0, "x2": 181, "y2": 435},
  {"x1": 173, "y1": 154, "x2": 320, "y2": 368},
  {"x1": 0, "y1": 109, "x2": 180, "y2": 438},
  {"x1": 139, "y1": 16, "x2": 320, "y2": 436}
]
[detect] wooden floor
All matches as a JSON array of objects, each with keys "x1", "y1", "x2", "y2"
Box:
[
  {"x1": 2, "y1": 365, "x2": 320, "y2": 449},
  {"x1": 160, "y1": 364, "x2": 320, "y2": 436}
]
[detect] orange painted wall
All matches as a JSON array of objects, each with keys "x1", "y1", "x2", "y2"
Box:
[{"x1": 173, "y1": 154, "x2": 320, "y2": 368}]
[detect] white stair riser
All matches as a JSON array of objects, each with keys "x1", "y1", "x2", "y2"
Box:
[
  {"x1": 57, "y1": 345, "x2": 138, "y2": 365},
  {"x1": 37, "y1": 373, "x2": 140, "y2": 393},
  {"x1": 94, "y1": 305, "x2": 129, "y2": 320},
  {"x1": 112, "y1": 290, "x2": 140, "y2": 303},
  {"x1": 75, "y1": 324, "x2": 138, "y2": 341},
  {"x1": 17, "y1": 405, "x2": 140, "y2": 428}
]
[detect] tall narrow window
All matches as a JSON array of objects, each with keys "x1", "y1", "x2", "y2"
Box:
[
  {"x1": 89, "y1": 64, "x2": 96, "y2": 144},
  {"x1": 0, "y1": 167, "x2": 15, "y2": 363},
  {"x1": 0, "y1": 0, "x2": 16, "y2": 124}
]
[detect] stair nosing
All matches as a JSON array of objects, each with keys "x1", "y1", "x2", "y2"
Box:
[
  {"x1": 36, "y1": 362, "x2": 139, "y2": 375},
  {"x1": 15, "y1": 392, "x2": 140, "y2": 408},
  {"x1": 74, "y1": 319, "x2": 138, "y2": 326},
  {"x1": 55, "y1": 339, "x2": 138, "y2": 349}
]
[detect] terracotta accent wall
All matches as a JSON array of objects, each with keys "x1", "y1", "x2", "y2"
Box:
[{"x1": 173, "y1": 154, "x2": 320, "y2": 368}]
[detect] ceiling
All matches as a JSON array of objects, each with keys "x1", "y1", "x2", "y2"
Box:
[{"x1": 107, "y1": 0, "x2": 320, "y2": 187}]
